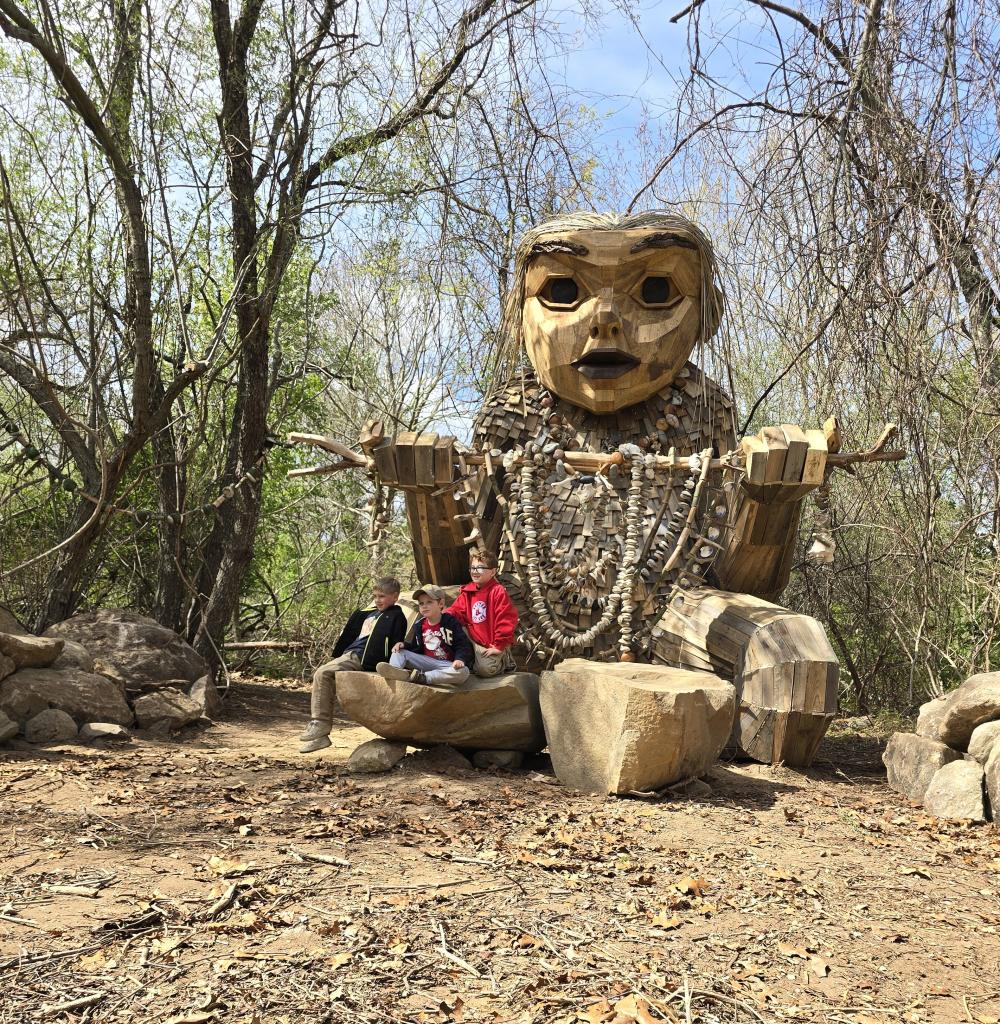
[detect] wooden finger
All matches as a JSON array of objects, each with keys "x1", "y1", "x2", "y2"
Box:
[
  {"x1": 802, "y1": 429, "x2": 828, "y2": 485},
  {"x1": 779, "y1": 424, "x2": 809, "y2": 482},
  {"x1": 760, "y1": 427, "x2": 788, "y2": 482},
  {"x1": 413, "y1": 433, "x2": 438, "y2": 486}
]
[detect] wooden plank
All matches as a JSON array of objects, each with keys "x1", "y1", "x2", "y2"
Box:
[
  {"x1": 435, "y1": 436, "x2": 456, "y2": 484},
  {"x1": 413, "y1": 433, "x2": 438, "y2": 486},
  {"x1": 394, "y1": 432, "x2": 419, "y2": 486},
  {"x1": 779, "y1": 424, "x2": 809, "y2": 482},
  {"x1": 372, "y1": 438, "x2": 397, "y2": 482}
]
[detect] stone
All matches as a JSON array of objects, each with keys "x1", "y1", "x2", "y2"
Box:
[
  {"x1": 937, "y1": 672, "x2": 1000, "y2": 750},
  {"x1": 337, "y1": 671, "x2": 545, "y2": 752},
  {"x1": 985, "y1": 743, "x2": 999, "y2": 822},
  {"x1": 472, "y1": 749, "x2": 525, "y2": 770},
  {"x1": 0, "y1": 667, "x2": 133, "y2": 726},
  {"x1": 347, "y1": 738, "x2": 407, "y2": 773},
  {"x1": 50, "y1": 640, "x2": 95, "y2": 673},
  {"x1": 968, "y1": 720, "x2": 1000, "y2": 765},
  {"x1": 539, "y1": 660, "x2": 736, "y2": 795},
  {"x1": 922, "y1": 760, "x2": 988, "y2": 822},
  {"x1": 0, "y1": 654, "x2": 14, "y2": 683},
  {"x1": 0, "y1": 711, "x2": 19, "y2": 742},
  {"x1": 189, "y1": 674, "x2": 223, "y2": 718},
  {"x1": 133, "y1": 688, "x2": 203, "y2": 731},
  {"x1": 79, "y1": 722, "x2": 132, "y2": 743},
  {"x1": 24, "y1": 708, "x2": 78, "y2": 744},
  {"x1": 0, "y1": 607, "x2": 28, "y2": 635},
  {"x1": 882, "y1": 732, "x2": 963, "y2": 802},
  {"x1": 675, "y1": 778, "x2": 713, "y2": 800},
  {"x1": 403, "y1": 745, "x2": 473, "y2": 772},
  {"x1": 915, "y1": 696, "x2": 950, "y2": 740},
  {"x1": 45, "y1": 609, "x2": 208, "y2": 694},
  {"x1": 0, "y1": 631, "x2": 64, "y2": 670}
]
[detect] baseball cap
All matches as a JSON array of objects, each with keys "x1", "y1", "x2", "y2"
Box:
[{"x1": 413, "y1": 584, "x2": 447, "y2": 602}]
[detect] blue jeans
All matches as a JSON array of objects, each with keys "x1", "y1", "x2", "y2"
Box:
[{"x1": 389, "y1": 650, "x2": 470, "y2": 689}]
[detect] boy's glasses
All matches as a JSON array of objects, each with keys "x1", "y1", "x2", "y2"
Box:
[{"x1": 470, "y1": 566, "x2": 489, "y2": 573}]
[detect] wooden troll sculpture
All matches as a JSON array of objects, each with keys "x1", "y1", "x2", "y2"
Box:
[{"x1": 293, "y1": 212, "x2": 902, "y2": 766}]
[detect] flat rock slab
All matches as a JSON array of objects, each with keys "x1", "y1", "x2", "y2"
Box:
[
  {"x1": 45, "y1": 609, "x2": 208, "y2": 693},
  {"x1": 0, "y1": 667, "x2": 133, "y2": 726},
  {"x1": 883, "y1": 732, "x2": 963, "y2": 803},
  {"x1": 922, "y1": 760, "x2": 988, "y2": 822},
  {"x1": 337, "y1": 672, "x2": 545, "y2": 752},
  {"x1": 0, "y1": 631, "x2": 64, "y2": 670},
  {"x1": 938, "y1": 672, "x2": 1000, "y2": 750},
  {"x1": 540, "y1": 660, "x2": 736, "y2": 796},
  {"x1": 80, "y1": 722, "x2": 131, "y2": 743},
  {"x1": 24, "y1": 708, "x2": 78, "y2": 744}
]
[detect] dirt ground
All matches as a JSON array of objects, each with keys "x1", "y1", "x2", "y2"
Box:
[{"x1": 1, "y1": 676, "x2": 998, "y2": 1024}]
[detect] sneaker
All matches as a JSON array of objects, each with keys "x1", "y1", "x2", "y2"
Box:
[
  {"x1": 409, "y1": 670, "x2": 428, "y2": 685},
  {"x1": 300, "y1": 734, "x2": 332, "y2": 754},
  {"x1": 299, "y1": 719, "x2": 330, "y2": 742},
  {"x1": 377, "y1": 662, "x2": 412, "y2": 682}
]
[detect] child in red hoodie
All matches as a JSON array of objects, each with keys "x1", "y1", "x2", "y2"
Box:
[{"x1": 445, "y1": 552, "x2": 519, "y2": 677}]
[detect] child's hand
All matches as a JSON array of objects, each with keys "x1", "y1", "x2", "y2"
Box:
[
  {"x1": 453, "y1": 660, "x2": 465, "y2": 670},
  {"x1": 483, "y1": 646, "x2": 502, "y2": 657},
  {"x1": 392, "y1": 642, "x2": 404, "y2": 653}
]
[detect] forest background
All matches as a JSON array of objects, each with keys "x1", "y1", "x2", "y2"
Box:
[{"x1": 0, "y1": 0, "x2": 997, "y2": 714}]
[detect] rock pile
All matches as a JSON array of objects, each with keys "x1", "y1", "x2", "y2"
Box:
[
  {"x1": 0, "y1": 607, "x2": 219, "y2": 746},
  {"x1": 883, "y1": 671, "x2": 1000, "y2": 822}
]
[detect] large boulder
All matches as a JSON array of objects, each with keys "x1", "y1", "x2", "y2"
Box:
[
  {"x1": 133, "y1": 688, "x2": 203, "y2": 731},
  {"x1": 337, "y1": 672, "x2": 545, "y2": 752},
  {"x1": 883, "y1": 732, "x2": 963, "y2": 802},
  {"x1": 0, "y1": 654, "x2": 14, "y2": 683},
  {"x1": 937, "y1": 672, "x2": 1000, "y2": 750},
  {"x1": 915, "y1": 696, "x2": 950, "y2": 740},
  {"x1": 44, "y1": 609, "x2": 208, "y2": 693},
  {"x1": 50, "y1": 640, "x2": 95, "y2": 674},
  {"x1": 0, "y1": 631, "x2": 63, "y2": 671},
  {"x1": 24, "y1": 708, "x2": 78, "y2": 744},
  {"x1": 0, "y1": 607, "x2": 28, "y2": 635},
  {"x1": 986, "y1": 743, "x2": 1000, "y2": 821},
  {"x1": 968, "y1": 720, "x2": 1000, "y2": 765},
  {"x1": 539, "y1": 660, "x2": 736, "y2": 795},
  {"x1": 922, "y1": 760, "x2": 988, "y2": 822},
  {"x1": 0, "y1": 667, "x2": 133, "y2": 726}
]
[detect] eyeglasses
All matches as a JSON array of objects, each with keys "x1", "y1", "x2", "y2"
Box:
[{"x1": 470, "y1": 566, "x2": 491, "y2": 573}]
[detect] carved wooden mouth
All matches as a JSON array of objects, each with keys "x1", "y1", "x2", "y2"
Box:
[{"x1": 571, "y1": 348, "x2": 641, "y2": 380}]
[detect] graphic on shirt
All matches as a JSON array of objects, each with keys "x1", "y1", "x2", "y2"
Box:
[
  {"x1": 421, "y1": 620, "x2": 450, "y2": 660},
  {"x1": 471, "y1": 600, "x2": 488, "y2": 624}
]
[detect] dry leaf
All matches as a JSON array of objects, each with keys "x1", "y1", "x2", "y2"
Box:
[
  {"x1": 649, "y1": 911, "x2": 682, "y2": 929},
  {"x1": 807, "y1": 955, "x2": 830, "y2": 977},
  {"x1": 676, "y1": 876, "x2": 709, "y2": 896},
  {"x1": 899, "y1": 865, "x2": 931, "y2": 879},
  {"x1": 577, "y1": 999, "x2": 612, "y2": 1024},
  {"x1": 207, "y1": 855, "x2": 253, "y2": 877},
  {"x1": 777, "y1": 941, "x2": 809, "y2": 960}
]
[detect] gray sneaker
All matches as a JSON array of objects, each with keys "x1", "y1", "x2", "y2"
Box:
[
  {"x1": 300, "y1": 734, "x2": 332, "y2": 753},
  {"x1": 377, "y1": 662, "x2": 412, "y2": 682},
  {"x1": 299, "y1": 718, "x2": 330, "y2": 742}
]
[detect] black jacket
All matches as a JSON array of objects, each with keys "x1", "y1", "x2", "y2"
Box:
[
  {"x1": 405, "y1": 612, "x2": 475, "y2": 665},
  {"x1": 333, "y1": 604, "x2": 408, "y2": 671}
]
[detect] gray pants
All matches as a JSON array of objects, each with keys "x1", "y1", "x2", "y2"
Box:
[
  {"x1": 389, "y1": 650, "x2": 470, "y2": 689},
  {"x1": 471, "y1": 642, "x2": 515, "y2": 678},
  {"x1": 310, "y1": 651, "x2": 362, "y2": 720}
]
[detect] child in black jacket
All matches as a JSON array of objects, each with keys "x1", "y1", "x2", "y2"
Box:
[
  {"x1": 300, "y1": 576, "x2": 407, "y2": 752},
  {"x1": 376, "y1": 585, "x2": 472, "y2": 689}
]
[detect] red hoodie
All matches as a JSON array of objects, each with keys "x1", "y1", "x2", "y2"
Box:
[{"x1": 445, "y1": 577, "x2": 518, "y2": 650}]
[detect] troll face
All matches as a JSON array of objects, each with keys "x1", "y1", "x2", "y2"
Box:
[{"x1": 515, "y1": 216, "x2": 721, "y2": 415}]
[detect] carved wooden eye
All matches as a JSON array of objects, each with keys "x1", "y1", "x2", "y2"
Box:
[
  {"x1": 640, "y1": 276, "x2": 675, "y2": 305},
  {"x1": 541, "y1": 277, "x2": 580, "y2": 307}
]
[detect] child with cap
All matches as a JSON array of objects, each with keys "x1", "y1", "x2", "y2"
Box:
[{"x1": 377, "y1": 585, "x2": 473, "y2": 689}]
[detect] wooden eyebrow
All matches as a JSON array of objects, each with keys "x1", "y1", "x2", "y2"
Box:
[
  {"x1": 629, "y1": 232, "x2": 698, "y2": 253},
  {"x1": 527, "y1": 239, "x2": 589, "y2": 257}
]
